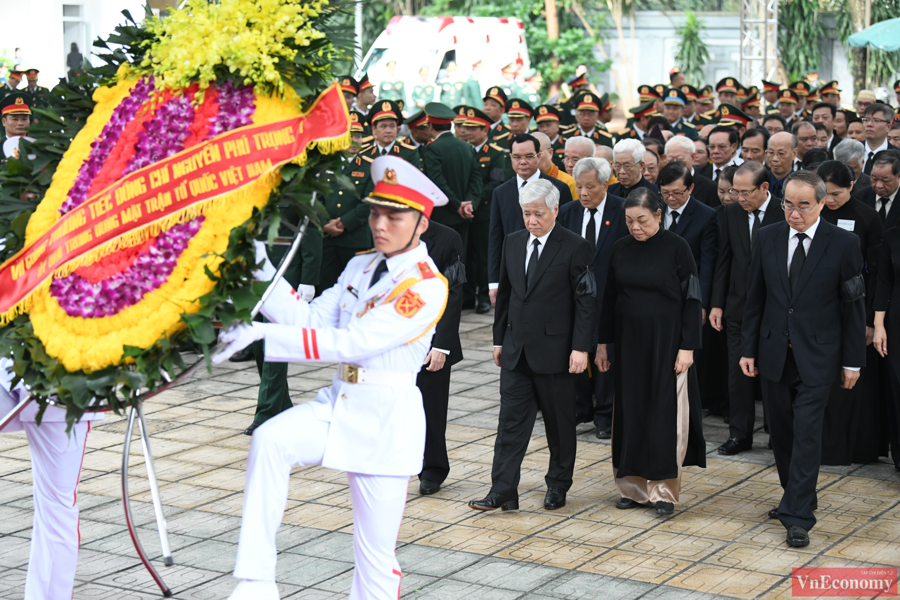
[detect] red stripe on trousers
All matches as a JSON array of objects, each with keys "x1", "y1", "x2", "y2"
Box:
[
  {"x1": 393, "y1": 568, "x2": 402, "y2": 599},
  {"x1": 302, "y1": 328, "x2": 311, "y2": 359},
  {"x1": 310, "y1": 329, "x2": 320, "y2": 359}
]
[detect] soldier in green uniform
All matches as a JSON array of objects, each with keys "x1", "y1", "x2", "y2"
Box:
[
  {"x1": 0, "y1": 70, "x2": 23, "y2": 103},
  {"x1": 789, "y1": 80, "x2": 811, "y2": 118},
  {"x1": 462, "y1": 60, "x2": 484, "y2": 107},
  {"x1": 558, "y1": 72, "x2": 589, "y2": 127},
  {"x1": 411, "y1": 66, "x2": 436, "y2": 110},
  {"x1": 376, "y1": 61, "x2": 406, "y2": 105},
  {"x1": 535, "y1": 104, "x2": 567, "y2": 171},
  {"x1": 596, "y1": 93, "x2": 615, "y2": 135},
  {"x1": 520, "y1": 69, "x2": 542, "y2": 105},
  {"x1": 440, "y1": 62, "x2": 465, "y2": 107},
  {"x1": 618, "y1": 100, "x2": 657, "y2": 140},
  {"x1": 716, "y1": 77, "x2": 739, "y2": 106},
  {"x1": 359, "y1": 100, "x2": 422, "y2": 168},
  {"x1": 482, "y1": 86, "x2": 510, "y2": 146},
  {"x1": 505, "y1": 98, "x2": 534, "y2": 137},
  {"x1": 661, "y1": 87, "x2": 698, "y2": 140},
  {"x1": 680, "y1": 84, "x2": 700, "y2": 125},
  {"x1": 453, "y1": 105, "x2": 471, "y2": 143},
  {"x1": 422, "y1": 102, "x2": 482, "y2": 255},
  {"x1": 777, "y1": 89, "x2": 800, "y2": 126},
  {"x1": 355, "y1": 72, "x2": 377, "y2": 115},
  {"x1": 339, "y1": 76, "x2": 358, "y2": 111},
  {"x1": 716, "y1": 103, "x2": 753, "y2": 135},
  {"x1": 399, "y1": 110, "x2": 430, "y2": 165},
  {"x1": 461, "y1": 106, "x2": 505, "y2": 313},
  {"x1": 742, "y1": 91, "x2": 762, "y2": 120},
  {"x1": 499, "y1": 63, "x2": 519, "y2": 98},
  {"x1": 567, "y1": 91, "x2": 614, "y2": 148},
  {"x1": 762, "y1": 80, "x2": 781, "y2": 109},
  {"x1": 0, "y1": 93, "x2": 32, "y2": 164}
]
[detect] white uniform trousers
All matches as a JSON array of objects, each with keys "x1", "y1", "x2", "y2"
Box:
[
  {"x1": 23, "y1": 420, "x2": 91, "y2": 600},
  {"x1": 234, "y1": 402, "x2": 409, "y2": 599}
]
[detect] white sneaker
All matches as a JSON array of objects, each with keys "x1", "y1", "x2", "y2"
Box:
[{"x1": 227, "y1": 580, "x2": 280, "y2": 600}]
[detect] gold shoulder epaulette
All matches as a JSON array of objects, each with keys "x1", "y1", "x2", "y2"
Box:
[
  {"x1": 682, "y1": 121, "x2": 696, "y2": 129},
  {"x1": 597, "y1": 129, "x2": 613, "y2": 138},
  {"x1": 702, "y1": 109, "x2": 717, "y2": 117},
  {"x1": 361, "y1": 135, "x2": 374, "y2": 143},
  {"x1": 397, "y1": 141, "x2": 417, "y2": 150},
  {"x1": 355, "y1": 248, "x2": 376, "y2": 255},
  {"x1": 621, "y1": 128, "x2": 633, "y2": 135},
  {"x1": 360, "y1": 155, "x2": 374, "y2": 163},
  {"x1": 489, "y1": 143, "x2": 508, "y2": 153},
  {"x1": 494, "y1": 132, "x2": 510, "y2": 140}
]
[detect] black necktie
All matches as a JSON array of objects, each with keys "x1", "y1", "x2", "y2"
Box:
[
  {"x1": 586, "y1": 208, "x2": 598, "y2": 251},
  {"x1": 865, "y1": 151, "x2": 875, "y2": 175},
  {"x1": 520, "y1": 180, "x2": 527, "y2": 190},
  {"x1": 526, "y1": 239, "x2": 541, "y2": 290},
  {"x1": 771, "y1": 180, "x2": 782, "y2": 199},
  {"x1": 669, "y1": 210, "x2": 679, "y2": 231},
  {"x1": 878, "y1": 197, "x2": 888, "y2": 222},
  {"x1": 369, "y1": 259, "x2": 389, "y2": 288},
  {"x1": 789, "y1": 233, "x2": 807, "y2": 294},
  {"x1": 751, "y1": 209, "x2": 761, "y2": 248},
  {"x1": 714, "y1": 168, "x2": 721, "y2": 181}
]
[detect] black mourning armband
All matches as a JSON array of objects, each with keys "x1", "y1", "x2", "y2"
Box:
[
  {"x1": 682, "y1": 274, "x2": 702, "y2": 302},
  {"x1": 841, "y1": 274, "x2": 865, "y2": 302},
  {"x1": 575, "y1": 266, "x2": 596, "y2": 298},
  {"x1": 490, "y1": 167, "x2": 506, "y2": 182},
  {"x1": 443, "y1": 259, "x2": 467, "y2": 288}
]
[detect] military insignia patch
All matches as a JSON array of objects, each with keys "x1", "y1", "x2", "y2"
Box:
[
  {"x1": 383, "y1": 168, "x2": 398, "y2": 184},
  {"x1": 382, "y1": 101, "x2": 391, "y2": 111},
  {"x1": 395, "y1": 289, "x2": 425, "y2": 318},
  {"x1": 351, "y1": 171, "x2": 365, "y2": 177}
]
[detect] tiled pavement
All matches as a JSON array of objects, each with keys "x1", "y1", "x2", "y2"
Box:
[{"x1": 1, "y1": 310, "x2": 898, "y2": 599}]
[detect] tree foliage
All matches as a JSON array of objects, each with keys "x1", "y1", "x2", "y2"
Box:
[
  {"x1": 674, "y1": 12, "x2": 709, "y2": 87},
  {"x1": 832, "y1": 0, "x2": 900, "y2": 88},
  {"x1": 777, "y1": 0, "x2": 827, "y2": 79}
]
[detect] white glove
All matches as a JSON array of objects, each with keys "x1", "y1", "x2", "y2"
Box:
[
  {"x1": 253, "y1": 240, "x2": 278, "y2": 281},
  {"x1": 297, "y1": 284, "x2": 315, "y2": 302},
  {"x1": 211, "y1": 322, "x2": 267, "y2": 364}
]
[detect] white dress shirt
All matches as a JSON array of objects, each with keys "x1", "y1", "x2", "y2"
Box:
[
  {"x1": 875, "y1": 188, "x2": 899, "y2": 217},
  {"x1": 712, "y1": 157, "x2": 743, "y2": 181},
  {"x1": 787, "y1": 218, "x2": 858, "y2": 372},
  {"x1": 581, "y1": 197, "x2": 607, "y2": 244},
  {"x1": 516, "y1": 170, "x2": 541, "y2": 190},
  {"x1": 665, "y1": 197, "x2": 690, "y2": 230},
  {"x1": 473, "y1": 140, "x2": 486, "y2": 153},
  {"x1": 748, "y1": 194, "x2": 772, "y2": 238},
  {"x1": 864, "y1": 138, "x2": 889, "y2": 172},
  {"x1": 525, "y1": 226, "x2": 554, "y2": 272},
  {"x1": 375, "y1": 141, "x2": 395, "y2": 155}
]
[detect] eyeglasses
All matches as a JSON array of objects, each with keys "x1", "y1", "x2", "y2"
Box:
[
  {"x1": 765, "y1": 150, "x2": 792, "y2": 159},
  {"x1": 612, "y1": 162, "x2": 638, "y2": 171},
  {"x1": 861, "y1": 117, "x2": 891, "y2": 125},
  {"x1": 511, "y1": 153, "x2": 538, "y2": 162},
  {"x1": 729, "y1": 185, "x2": 760, "y2": 199},
  {"x1": 660, "y1": 188, "x2": 689, "y2": 199},
  {"x1": 781, "y1": 200, "x2": 816, "y2": 214}
]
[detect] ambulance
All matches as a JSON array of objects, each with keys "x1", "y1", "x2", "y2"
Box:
[{"x1": 356, "y1": 16, "x2": 530, "y2": 106}]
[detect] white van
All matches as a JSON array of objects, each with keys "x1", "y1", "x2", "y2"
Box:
[{"x1": 356, "y1": 16, "x2": 530, "y2": 106}]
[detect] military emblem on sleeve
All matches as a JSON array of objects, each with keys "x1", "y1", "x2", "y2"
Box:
[{"x1": 395, "y1": 289, "x2": 426, "y2": 318}]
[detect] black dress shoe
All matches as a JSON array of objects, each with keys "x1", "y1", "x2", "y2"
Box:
[
  {"x1": 242, "y1": 421, "x2": 261, "y2": 436},
  {"x1": 475, "y1": 301, "x2": 491, "y2": 314},
  {"x1": 786, "y1": 525, "x2": 810, "y2": 547},
  {"x1": 615, "y1": 498, "x2": 642, "y2": 509},
  {"x1": 655, "y1": 501, "x2": 674, "y2": 515},
  {"x1": 544, "y1": 488, "x2": 566, "y2": 510},
  {"x1": 718, "y1": 437, "x2": 752, "y2": 455},
  {"x1": 468, "y1": 493, "x2": 519, "y2": 511},
  {"x1": 596, "y1": 428, "x2": 611, "y2": 440},
  {"x1": 419, "y1": 480, "x2": 441, "y2": 495},
  {"x1": 768, "y1": 498, "x2": 817, "y2": 519},
  {"x1": 229, "y1": 347, "x2": 256, "y2": 363},
  {"x1": 575, "y1": 413, "x2": 593, "y2": 424}
]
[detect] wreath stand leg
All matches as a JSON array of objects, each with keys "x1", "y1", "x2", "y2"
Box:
[{"x1": 123, "y1": 403, "x2": 174, "y2": 597}]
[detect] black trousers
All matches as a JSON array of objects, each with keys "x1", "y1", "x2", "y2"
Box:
[
  {"x1": 726, "y1": 318, "x2": 758, "y2": 441},
  {"x1": 574, "y1": 346, "x2": 614, "y2": 429},
  {"x1": 761, "y1": 349, "x2": 829, "y2": 531},
  {"x1": 490, "y1": 353, "x2": 577, "y2": 499},
  {"x1": 418, "y1": 363, "x2": 453, "y2": 485}
]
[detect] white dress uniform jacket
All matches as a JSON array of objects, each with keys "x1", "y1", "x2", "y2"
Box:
[{"x1": 259, "y1": 241, "x2": 448, "y2": 477}]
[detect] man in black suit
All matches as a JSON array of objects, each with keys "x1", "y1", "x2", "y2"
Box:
[
  {"x1": 417, "y1": 221, "x2": 466, "y2": 495},
  {"x1": 834, "y1": 139, "x2": 871, "y2": 193},
  {"x1": 710, "y1": 161, "x2": 782, "y2": 455},
  {"x1": 559, "y1": 157, "x2": 628, "y2": 438},
  {"x1": 855, "y1": 150, "x2": 900, "y2": 230},
  {"x1": 766, "y1": 132, "x2": 797, "y2": 201},
  {"x1": 811, "y1": 102, "x2": 841, "y2": 154},
  {"x1": 656, "y1": 162, "x2": 719, "y2": 310},
  {"x1": 470, "y1": 179, "x2": 595, "y2": 512},
  {"x1": 665, "y1": 135, "x2": 719, "y2": 207},
  {"x1": 487, "y1": 133, "x2": 573, "y2": 304},
  {"x1": 862, "y1": 103, "x2": 900, "y2": 175},
  {"x1": 608, "y1": 138, "x2": 659, "y2": 198},
  {"x1": 741, "y1": 171, "x2": 866, "y2": 548},
  {"x1": 706, "y1": 126, "x2": 744, "y2": 182}
]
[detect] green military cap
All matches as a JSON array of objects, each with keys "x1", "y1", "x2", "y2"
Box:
[
  {"x1": 506, "y1": 98, "x2": 535, "y2": 118},
  {"x1": 629, "y1": 100, "x2": 657, "y2": 119},
  {"x1": 483, "y1": 86, "x2": 508, "y2": 109},
  {"x1": 405, "y1": 110, "x2": 428, "y2": 128},
  {"x1": 452, "y1": 104, "x2": 469, "y2": 124},
  {"x1": 349, "y1": 110, "x2": 367, "y2": 133},
  {"x1": 463, "y1": 106, "x2": 493, "y2": 127},
  {"x1": 0, "y1": 92, "x2": 32, "y2": 117},
  {"x1": 535, "y1": 104, "x2": 561, "y2": 123},
  {"x1": 368, "y1": 100, "x2": 402, "y2": 124},
  {"x1": 788, "y1": 80, "x2": 810, "y2": 96},
  {"x1": 680, "y1": 84, "x2": 699, "y2": 101},
  {"x1": 717, "y1": 103, "x2": 752, "y2": 127},
  {"x1": 663, "y1": 87, "x2": 687, "y2": 106},
  {"x1": 716, "y1": 77, "x2": 739, "y2": 94},
  {"x1": 424, "y1": 102, "x2": 456, "y2": 124}
]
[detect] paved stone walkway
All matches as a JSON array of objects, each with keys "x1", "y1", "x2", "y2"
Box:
[{"x1": 1, "y1": 310, "x2": 898, "y2": 599}]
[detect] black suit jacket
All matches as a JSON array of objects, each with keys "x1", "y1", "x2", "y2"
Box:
[
  {"x1": 558, "y1": 194, "x2": 629, "y2": 343},
  {"x1": 692, "y1": 172, "x2": 720, "y2": 207},
  {"x1": 487, "y1": 173, "x2": 573, "y2": 284},
  {"x1": 863, "y1": 142, "x2": 900, "y2": 174},
  {"x1": 856, "y1": 185, "x2": 900, "y2": 230},
  {"x1": 695, "y1": 163, "x2": 713, "y2": 180},
  {"x1": 493, "y1": 225, "x2": 596, "y2": 374},
  {"x1": 665, "y1": 197, "x2": 719, "y2": 307},
  {"x1": 712, "y1": 199, "x2": 783, "y2": 321},
  {"x1": 741, "y1": 220, "x2": 866, "y2": 386},
  {"x1": 420, "y1": 221, "x2": 465, "y2": 366},
  {"x1": 608, "y1": 177, "x2": 658, "y2": 199}
]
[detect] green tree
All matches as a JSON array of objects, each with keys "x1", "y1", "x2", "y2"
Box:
[
  {"x1": 832, "y1": 0, "x2": 900, "y2": 89},
  {"x1": 777, "y1": 0, "x2": 826, "y2": 79},
  {"x1": 674, "y1": 12, "x2": 709, "y2": 87}
]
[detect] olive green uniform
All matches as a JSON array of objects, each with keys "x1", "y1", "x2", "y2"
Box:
[
  {"x1": 669, "y1": 118, "x2": 699, "y2": 139},
  {"x1": 377, "y1": 79, "x2": 406, "y2": 105},
  {"x1": 440, "y1": 80, "x2": 465, "y2": 106},
  {"x1": 462, "y1": 77, "x2": 483, "y2": 106},
  {"x1": 423, "y1": 131, "x2": 482, "y2": 255},
  {"x1": 411, "y1": 84, "x2": 436, "y2": 110}
]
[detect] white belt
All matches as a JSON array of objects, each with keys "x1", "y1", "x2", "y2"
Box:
[{"x1": 339, "y1": 363, "x2": 416, "y2": 386}]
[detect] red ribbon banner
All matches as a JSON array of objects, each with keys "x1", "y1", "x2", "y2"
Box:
[{"x1": 0, "y1": 83, "x2": 350, "y2": 319}]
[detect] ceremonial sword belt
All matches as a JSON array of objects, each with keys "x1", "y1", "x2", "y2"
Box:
[{"x1": 339, "y1": 363, "x2": 417, "y2": 386}]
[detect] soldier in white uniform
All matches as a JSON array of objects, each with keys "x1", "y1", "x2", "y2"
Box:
[
  {"x1": 0, "y1": 358, "x2": 103, "y2": 599},
  {"x1": 214, "y1": 155, "x2": 450, "y2": 600}
]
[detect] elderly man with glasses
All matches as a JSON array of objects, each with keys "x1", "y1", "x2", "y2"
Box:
[
  {"x1": 861, "y1": 103, "x2": 900, "y2": 175},
  {"x1": 766, "y1": 132, "x2": 798, "y2": 200},
  {"x1": 608, "y1": 138, "x2": 659, "y2": 198},
  {"x1": 487, "y1": 133, "x2": 574, "y2": 305}
]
